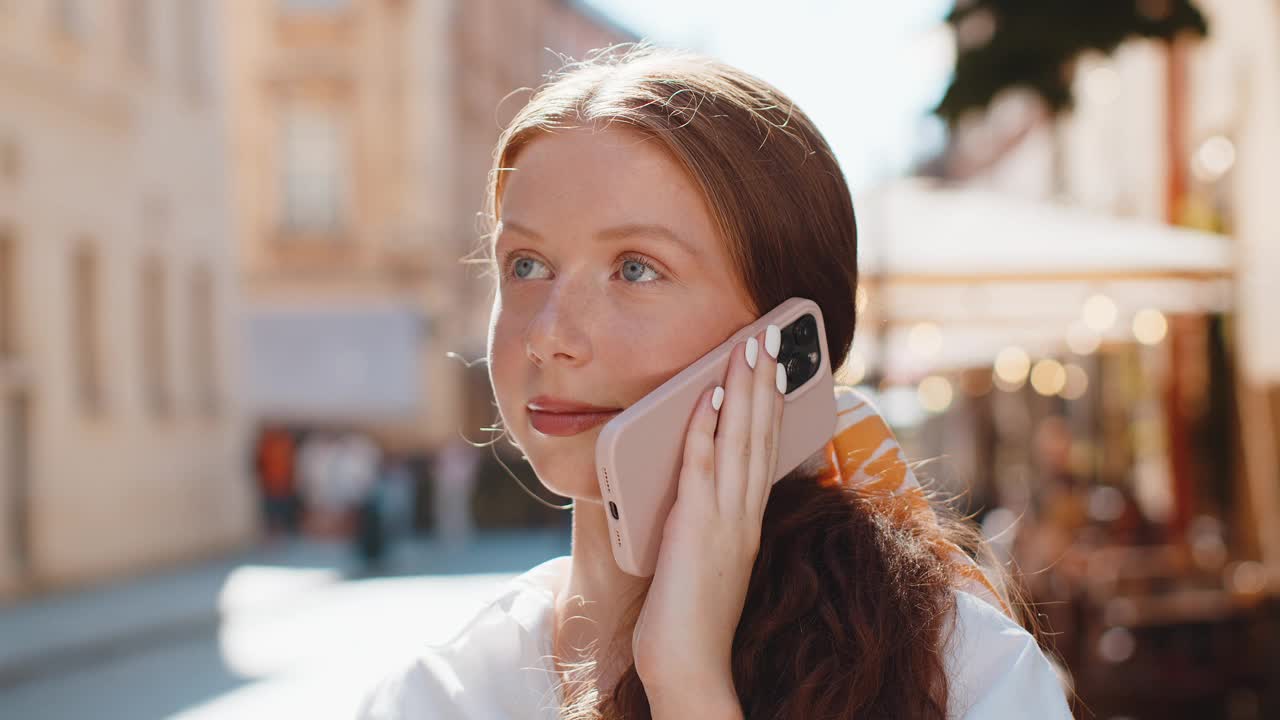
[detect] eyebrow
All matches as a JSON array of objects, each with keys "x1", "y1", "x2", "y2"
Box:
[{"x1": 500, "y1": 219, "x2": 700, "y2": 259}]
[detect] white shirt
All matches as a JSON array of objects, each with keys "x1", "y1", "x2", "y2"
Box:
[{"x1": 357, "y1": 556, "x2": 1073, "y2": 719}]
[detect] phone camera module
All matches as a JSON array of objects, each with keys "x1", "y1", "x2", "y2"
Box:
[
  {"x1": 791, "y1": 314, "x2": 817, "y2": 345},
  {"x1": 784, "y1": 355, "x2": 808, "y2": 380}
]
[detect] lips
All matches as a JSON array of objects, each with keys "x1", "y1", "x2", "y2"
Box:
[{"x1": 527, "y1": 395, "x2": 621, "y2": 437}]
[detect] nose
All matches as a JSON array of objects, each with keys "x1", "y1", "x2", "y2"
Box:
[{"x1": 525, "y1": 286, "x2": 592, "y2": 369}]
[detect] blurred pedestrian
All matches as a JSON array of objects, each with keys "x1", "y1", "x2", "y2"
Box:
[
  {"x1": 354, "y1": 451, "x2": 416, "y2": 573},
  {"x1": 432, "y1": 436, "x2": 480, "y2": 551},
  {"x1": 378, "y1": 452, "x2": 417, "y2": 542},
  {"x1": 254, "y1": 425, "x2": 298, "y2": 540}
]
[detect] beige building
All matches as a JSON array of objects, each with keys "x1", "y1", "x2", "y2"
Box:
[
  {"x1": 941, "y1": 0, "x2": 1280, "y2": 575},
  {"x1": 228, "y1": 0, "x2": 633, "y2": 450},
  {"x1": 0, "y1": 0, "x2": 254, "y2": 598}
]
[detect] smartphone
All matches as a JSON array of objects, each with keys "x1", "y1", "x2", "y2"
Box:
[{"x1": 594, "y1": 296, "x2": 837, "y2": 577}]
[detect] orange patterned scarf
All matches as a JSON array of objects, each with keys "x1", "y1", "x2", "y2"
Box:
[{"x1": 816, "y1": 385, "x2": 1012, "y2": 617}]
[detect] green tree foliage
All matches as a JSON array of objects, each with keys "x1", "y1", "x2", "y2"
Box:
[{"x1": 936, "y1": 0, "x2": 1209, "y2": 124}]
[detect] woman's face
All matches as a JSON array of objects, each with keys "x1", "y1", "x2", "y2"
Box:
[{"x1": 487, "y1": 126, "x2": 757, "y2": 502}]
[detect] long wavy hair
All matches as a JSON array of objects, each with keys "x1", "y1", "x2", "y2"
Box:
[{"x1": 476, "y1": 43, "x2": 1037, "y2": 719}]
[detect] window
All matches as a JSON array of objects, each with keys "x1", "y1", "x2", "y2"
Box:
[
  {"x1": 280, "y1": 108, "x2": 346, "y2": 234},
  {"x1": 53, "y1": 0, "x2": 86, "y2": 39},
  {"x1": 122, "y1": 0, "x2": 150, "y2": 68},
  {"x1": 280, "y1": 0, "x2": 350, "y2": 12},
  {"x1": 71, "y1": 244, "x2": 103, "y2": 415},
  {"x1": 0, "y1": 136, "x2": 21, "y2": 185},
  {"x1": 175, "y1": 0, "x2": 204, "y2": 99},
  {"x1": 190, "y1": 265, "x2": 218, "y2": 416},
  {"x1": 0, "y1": 230, "x2": 14, "y2": 358},
  {"x1": 140, "y1": 255, "x2": 170, "y2": 417}
]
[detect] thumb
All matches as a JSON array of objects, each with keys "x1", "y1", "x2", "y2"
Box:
[{"x1": 633, "y1": 594, "x2": 647, "y2": 646}]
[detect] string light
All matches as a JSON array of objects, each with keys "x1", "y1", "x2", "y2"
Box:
[
  {"x1": 1030, "y1": 359, "x2": 1067, "y2": 396},
  {"x1": 918, "y1": 375, "x2": 954, "y2": 413},
  {"x1": 1132, "y1": 309, "x2": 1168, "y2": 345},
  {"x1": 1082, "y1": 294, "x2": 1117, "y2": 332},
  {"x1": 994, "y1": 346, "x2": 1031, "y2": 388},
  {"x1": 908, "y1": 322, "x2": 943, "y2": 358}
]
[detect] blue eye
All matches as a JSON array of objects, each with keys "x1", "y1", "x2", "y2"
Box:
[
  {"x1": 618, "y1": 254, "x2": 661, "y2": 283},
  {"x1": 504, "y1": 253, "x2": 550, "y2": 280},
  {"x1": 499, "y1": 251, "x2": 665, "y2": 284}
]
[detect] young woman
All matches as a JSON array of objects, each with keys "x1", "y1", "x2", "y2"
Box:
[{"x1": 360, "y1": 44, "x2": 1073, "y2": 719}]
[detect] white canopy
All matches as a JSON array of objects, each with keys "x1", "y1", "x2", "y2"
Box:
[
  {"x1": 856, "y1": 178, "x2": 1235, "y2": 282},
  {"x1": 845, "y1": 178, "x2": 1236, "y2": 380}
]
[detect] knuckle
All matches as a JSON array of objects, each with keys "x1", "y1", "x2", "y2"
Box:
[
  {"x1": 699, "y1": 452, "x2": 715, "y2": 476},
  {"x1": 761, "y1": 427, "x2": 775, "y2": 458},
  {"x1": 684, "y1": 433, "x2": 708, "y2": 463}
]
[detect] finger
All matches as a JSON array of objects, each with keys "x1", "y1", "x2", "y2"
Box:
[
  {"x1": 677, "y1": 385, "x2": 723, "y2": 511},
  {"x1": 745, "y1": 324, "x2": 782, "y2": 519},
  {"x1": 714, "y1": 337, "x2": 757, "y2": 512},
  {"x1": 762, "y1": 368, "x2": 785, "y2": 517}
]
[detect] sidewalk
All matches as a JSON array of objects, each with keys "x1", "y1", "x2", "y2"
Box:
[{"x1": 0, "y1": 528, "x2": 571, "y2": 689}]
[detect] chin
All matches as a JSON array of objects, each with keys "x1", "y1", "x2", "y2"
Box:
[{"x1": 524, "y1": 440, "x2": 605, "y2": 503}]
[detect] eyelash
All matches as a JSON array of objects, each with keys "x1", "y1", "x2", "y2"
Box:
[{"x1": 498, "y1": 251, "x2": 666, "y2": 285}]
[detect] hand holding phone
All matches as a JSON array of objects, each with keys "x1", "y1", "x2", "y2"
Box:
[
  {"x1": 595, "y1": 297, "x2": 837, "y2": 577},
  {"x1": 621, "y1": 298, "x2": 834, "y2": 693}
]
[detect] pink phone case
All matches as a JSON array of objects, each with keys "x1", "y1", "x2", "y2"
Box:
[{"x1": 595, "y1": 297, "x2": 837, "y2": 577}]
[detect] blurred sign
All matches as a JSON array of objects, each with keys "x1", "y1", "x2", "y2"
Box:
[{"x1": 245, "y1": 305, "x2": 423, "y2": 422}]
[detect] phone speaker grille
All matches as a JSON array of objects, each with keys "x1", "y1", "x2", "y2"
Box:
[
  {"x1": 601, "y1": 468, "x2": 611, "y2": 493},
  {"x1": 615, "y1": 530, "x2": 622, "y2": 547}
]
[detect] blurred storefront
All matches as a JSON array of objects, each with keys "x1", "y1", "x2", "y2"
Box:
[
  {"x1": 225, "y1": 0, "x2": 633, "y2": 538},
  {"x1": 865, "y1": 2, "x2": 1280, "y2": 715},
  {"x1": 0, "y1": 2, "x2": 255, "y2": 598}
]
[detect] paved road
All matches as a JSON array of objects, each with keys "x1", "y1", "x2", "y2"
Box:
[{"x1": 0, "y1": 530, "x2": 571, "y2": 720}]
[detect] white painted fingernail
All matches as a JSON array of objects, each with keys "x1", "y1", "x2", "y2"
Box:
[
  {"x1": 711, "y1": 386, "x2": 724, "y2": 411},
  {"x1": 745, "y1": 337, "x2": 758, "y2": 369},
  {"x1": 765, "y1": 324, "x2": 781, "y2": 359},
  {"x1": 776, "y1": 363, "x2": 787, "y2": 394}
]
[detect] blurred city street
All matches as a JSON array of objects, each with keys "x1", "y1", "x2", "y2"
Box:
[
  {"x1": 0, "y1": 530, "x2": 570, "y2": 720},
  {"x1": 4, "y1": 0, "x2": 1280, "y2": 717}
]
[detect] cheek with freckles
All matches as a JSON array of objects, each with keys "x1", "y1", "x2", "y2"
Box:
[{"x1": 485, "y1": 300, "x2": 726, "y2": 502}]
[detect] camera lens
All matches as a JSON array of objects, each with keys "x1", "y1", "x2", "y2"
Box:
[
  {"x1": 792, "y1": 315, "x2": 816, "y2": 345},
  {"x1": 785, "y1": 355, "x2": 808, "y2": 379}
]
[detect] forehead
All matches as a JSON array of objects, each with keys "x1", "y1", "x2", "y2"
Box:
[{"x1": 498, "y1": 126, "x2": 722, "y2": 250}]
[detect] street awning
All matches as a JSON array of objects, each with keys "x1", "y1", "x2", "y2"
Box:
[
  {"x1": 848, "y1": 178, "x2": 1236, "y2": 380},
  {"x1": 856, "y1": 178, "x2": 1234, "y2": 283}
]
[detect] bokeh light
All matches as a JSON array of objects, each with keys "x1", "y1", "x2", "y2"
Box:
[
  {"x1": 1132, "y1": 308, "x2": 1168, "y2": 345},
  {"x1": 917, "y1": 375, "x2": 954, "y2": 413},
  {"x1": 1030, "y1": 358, "x2": 1067, "y2": 396},
  {"x1": 908, "y1": 321, "x2": 943, "y2": 358},
  {"x1": 1192, "y1": 134, "x2": 1236, "y2": 182},
  {"x1": 1082, "y1": 293, "x2": 1118, "y2": 332},
  {"x1": 1060, "y1": 363, "x2": 1090, "y2": 400},
  {"x1": 994, "y1": 346, "x2": 1031, "y2": 386}
]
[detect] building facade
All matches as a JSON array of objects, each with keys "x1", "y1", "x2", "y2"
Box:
[
  {"x1": 0, "y1": 0, "x2": 253, "y2": 598},
  {"x1": 228, "y1": 0, "x2": 633, "y2": 451}
]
